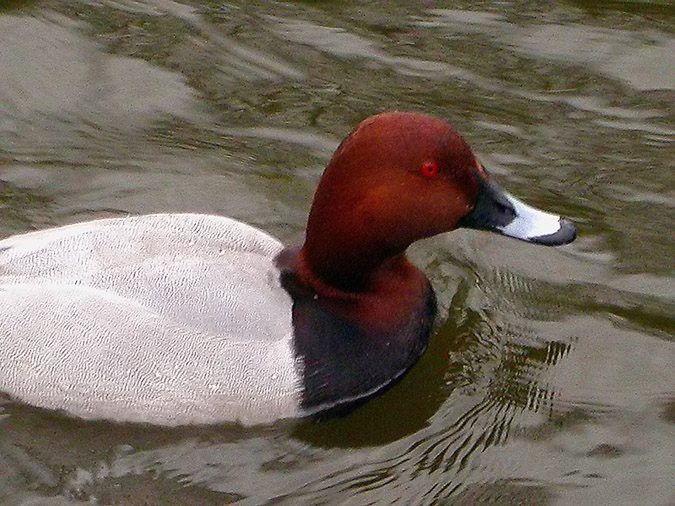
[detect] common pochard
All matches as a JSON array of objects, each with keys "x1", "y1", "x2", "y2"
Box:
[{"x1": 0, "y1": 112, "x2": 576, "y2": 426}]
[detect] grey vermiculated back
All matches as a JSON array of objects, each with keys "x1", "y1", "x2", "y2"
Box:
[{"x1": 0, "y1": 214, "x2": 302, "y2": 426}]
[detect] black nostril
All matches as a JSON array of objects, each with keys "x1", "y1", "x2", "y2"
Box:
[{"x1": 494, "y1": 201, "x2": 513, "y2": 217}]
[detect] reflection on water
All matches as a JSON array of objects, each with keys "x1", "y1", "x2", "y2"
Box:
[{"x1": 1, "y1": 0, "x2": 673, "y2": 504}]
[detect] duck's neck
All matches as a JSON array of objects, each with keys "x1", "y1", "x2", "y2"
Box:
[
  {"x1": 277, "y1": 245, "x2": 431, "y2": 336},
  {"x1": 302, "y1": 207, "x2": 411, "y2": 292},
  {"x1": 297, "y1": 246, "x2": 408, "y2": 296}
]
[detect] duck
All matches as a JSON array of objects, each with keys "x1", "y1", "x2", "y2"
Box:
[{"x1": 0, "y1": 112, "x2": 576, "y2": 426}]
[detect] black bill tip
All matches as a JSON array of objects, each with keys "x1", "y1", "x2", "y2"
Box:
[{"x1": 526, "y1": 217, "x2": 577, "y2": 246}]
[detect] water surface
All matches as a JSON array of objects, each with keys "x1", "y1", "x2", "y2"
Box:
[{"x1": 0, "y1": 1, "x2": 673, "y2": 504}]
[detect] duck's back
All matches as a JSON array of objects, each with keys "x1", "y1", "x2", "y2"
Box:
[{"x1": 0, "y1": 214, "x2": 301, "y2": 426}]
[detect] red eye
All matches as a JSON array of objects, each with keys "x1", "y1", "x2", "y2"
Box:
[{"x1": 420, "y1": 161, "x2": 439, "y2": 179}]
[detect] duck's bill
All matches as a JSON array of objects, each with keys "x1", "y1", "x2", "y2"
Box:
[{"x1": 460, "y1": 177, "x2": 576, "y2": 246}]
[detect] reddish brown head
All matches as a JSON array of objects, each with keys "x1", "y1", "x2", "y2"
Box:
[
  {"x1": 301, "y1": 111, "x2": 575, "y2": 292},
  {"x1": 302, "y1": 112, "x2": 480, "y2": 290}
]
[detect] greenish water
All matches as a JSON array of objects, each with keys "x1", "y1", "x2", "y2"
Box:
[{"x1": 0, "y1": 1, "x2": 673, "y2": 504}]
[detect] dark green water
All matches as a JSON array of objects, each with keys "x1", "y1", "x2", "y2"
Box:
[{"x1": 0, "y1": 1, "x2": 673, "y2": 504}]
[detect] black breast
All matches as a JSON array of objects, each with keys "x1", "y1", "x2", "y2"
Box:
[{"x1": 279, "y1": 269, "x2": 437, "y2": 416}]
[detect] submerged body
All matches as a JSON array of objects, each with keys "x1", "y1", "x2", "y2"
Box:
[
  {"x1": 0, "y1": 214, "x2": 434, "y2": 425},
  {"x1": 0, "y1": 112, "x2": 575, "y2": 426},
  {"x1": 0, "y1": 214, "x2": 301, "y2": 425}
]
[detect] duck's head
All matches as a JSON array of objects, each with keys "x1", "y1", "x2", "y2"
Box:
[{"x1": 302, "y1": 111, "x2": 576, "y2": 292}]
